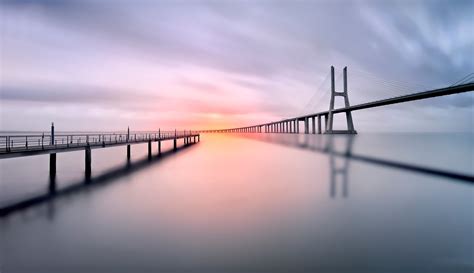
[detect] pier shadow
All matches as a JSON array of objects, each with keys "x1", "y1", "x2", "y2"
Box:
[
  {"x1": 0, "y1": 143, "x2": 198, "y2": 218},
  {"x1": 234, "y1": 133, "x2": 474, "y2": 185}
]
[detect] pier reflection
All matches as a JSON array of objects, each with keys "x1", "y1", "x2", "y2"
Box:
[{"x1": 0, "y1": 144, "x2": 197, "y2": 218}]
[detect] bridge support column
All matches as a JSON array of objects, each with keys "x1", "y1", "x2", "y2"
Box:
[
  {"x1": 127, "y1": 144, "x2": 131, "y2": 160},
  {"x1": 318, "y1": 115, "x2": 322, "y2": 134},
  {"x1": 325, "y1": 66, "x2": 357, "y2": 134},
  {"x1": 85, "y1": 146, "x2": 91, "y2": 181},
  {"x1": 304, "y1": 117, "x2": 309, "y2": 134},
  {"x1": 296, "y1": 119, "x2": 299, "y2": 134},
  {"x1": 312, "y1": 117, "x2": 316, "y2": 134},
  {"x1": 148, "y1": 140, "x2": 152, "y2": 159},
  {"x1": 49, "y1": 153, "x2": 56, "y2": 192},
  {"x1": 324, "y1": 114, "x2": 329, "y2": 132},
  {"x1": 173, "y1": 130, "x2": 177, "y2": 151},
  {"x1": 158, "y1": 140, "x2": 161, "y2": 155}
]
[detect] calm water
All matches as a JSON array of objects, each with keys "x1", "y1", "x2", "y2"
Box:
[{"x1": 0, "y1": 133, "x2": 473, "y2": 273}]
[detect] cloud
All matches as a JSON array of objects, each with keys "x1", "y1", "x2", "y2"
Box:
[{"x1": 0, "y1": 0, "x2": 472, "y2": 131}]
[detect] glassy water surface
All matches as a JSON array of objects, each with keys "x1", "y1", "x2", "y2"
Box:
[{"x1": 0, "y1": 133, "x2": 473, "y2": 273}]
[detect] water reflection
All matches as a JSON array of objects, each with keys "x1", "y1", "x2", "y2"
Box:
[
  {"x1": 328, "y1": 136, "x2": 353, "y2": 198},
  {"x1": 238, "y1": 133, "x2": 474, "y2": 184},
  {"x1": 1, "y1": 134, "x2": 472, "y2": 273},
  {"x1": 0, "y1": 143, "x2": 197, "y2": 218}
]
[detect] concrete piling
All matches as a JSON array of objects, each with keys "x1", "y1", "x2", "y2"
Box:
[
  {"x1": 85, "y1": 145, "x2": 91, "y2": 181},
  {"x1": 127, "y1": 144, "x2": 131, "y2": 160}
]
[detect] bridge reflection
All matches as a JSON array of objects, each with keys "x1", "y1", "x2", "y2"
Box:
[
  {"x1": 328, "y1": 136, "x2": 353, "y2": 198},
  {"x1": 238, "y1": 133, "x2": 474, "y2": 190}
]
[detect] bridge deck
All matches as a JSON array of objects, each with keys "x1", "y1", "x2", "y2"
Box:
[
  {"x1": 292, "y1": 82, "x2": 474, "y2": 122},
  {"x1": 200, "y1": 82, "x2": 473, "y2": 132},
  {"x1": 0, "y1": 132, "x2": 200, "y2": 159}
]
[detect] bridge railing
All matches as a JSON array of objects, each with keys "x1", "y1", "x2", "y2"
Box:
[{"x1": 0, "y1": 130, "x2": 198, "y2": 153}]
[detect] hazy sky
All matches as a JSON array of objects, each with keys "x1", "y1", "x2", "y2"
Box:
[{"x1": 1, "y1": 0, "x2": 473, "y2": 132}]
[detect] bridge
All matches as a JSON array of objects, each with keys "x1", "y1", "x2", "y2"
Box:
[
  {"x1": 0, "y1": 66, "x2": 473, "y2": 216},
  {"x1": 199, "y1": 66, "x2": 474, "y2": 135},
  {"x1": 0, "y1": 127, "x2": 200, "y2": 194}
]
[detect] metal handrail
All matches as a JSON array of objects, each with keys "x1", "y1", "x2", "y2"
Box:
[{"x1": 0, "y1": 130, "x2": 199, "y2": 153}]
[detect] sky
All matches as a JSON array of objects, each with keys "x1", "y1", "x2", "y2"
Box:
[{"x1": 0, "y1": 0, "x2": 473, "y2": 132}]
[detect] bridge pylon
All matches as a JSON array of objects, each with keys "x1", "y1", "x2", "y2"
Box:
[{"x1": 325, "y1": 66, "x2": 357, "y2": 134}]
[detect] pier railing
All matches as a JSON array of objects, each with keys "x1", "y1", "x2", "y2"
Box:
[{"x1": 0, "y1": 131, "x2": 198, "y2": 153}]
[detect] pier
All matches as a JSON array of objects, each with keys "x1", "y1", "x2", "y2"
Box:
[{"x1": 0, "y1": 126, "x2": 200, "y2": 197}]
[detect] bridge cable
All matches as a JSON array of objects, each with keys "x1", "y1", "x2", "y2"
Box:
[
  {"x1": 296, "y1": 71, "x2": 331, "y2": 117},
  {"x1": 450, "y1": 73, "x2": 474, "y2": 86}
]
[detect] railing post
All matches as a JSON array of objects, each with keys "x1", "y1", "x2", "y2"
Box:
[{"x1": 50, "y1": 122, "x2": 55, "y2": 145}]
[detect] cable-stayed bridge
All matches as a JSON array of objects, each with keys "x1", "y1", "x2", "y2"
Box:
[
  {"x1": 0, "y1": 66, "x2": 473, "y2": 216},
  {"x1": 199, "y1": 66, "x2": 474, "y2": 135}
]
